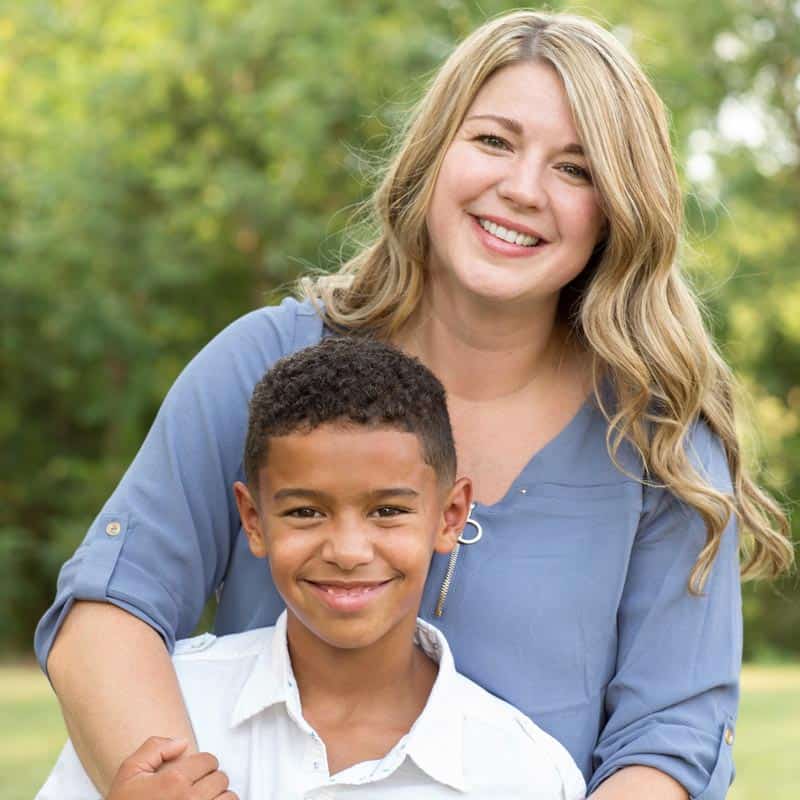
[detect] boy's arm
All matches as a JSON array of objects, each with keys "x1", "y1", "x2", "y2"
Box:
[{"x1": 48, "y1": 601, "x2": 199, "y2": 795}]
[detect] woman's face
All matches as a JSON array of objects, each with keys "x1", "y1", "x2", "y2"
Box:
[{"x1": 425, "y1": 60, "x2": 605, "y2": 310}]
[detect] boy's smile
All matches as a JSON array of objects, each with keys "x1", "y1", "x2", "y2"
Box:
[
  {"x1": 234, "y1": 423, "x2": 470, "y2": 655},
  {"x1": 303, "y1": 579, "x2": 395, "y2": 614}
]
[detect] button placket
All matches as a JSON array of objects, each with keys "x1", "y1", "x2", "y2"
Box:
[{"x1": 303, "y1": 730, "x2": 327, "y2": 774}]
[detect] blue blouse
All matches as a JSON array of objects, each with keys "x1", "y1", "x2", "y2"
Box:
[{"x1": 35, "y1": 298, "x2": 741, "y2": 799}]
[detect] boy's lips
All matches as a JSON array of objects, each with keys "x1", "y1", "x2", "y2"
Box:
[{"x1": 303, "y1": 578, "x2": 395, "y2": 613}]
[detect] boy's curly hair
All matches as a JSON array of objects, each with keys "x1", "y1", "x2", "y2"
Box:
[{"x1": 244, "y1": 336, "x2": 456, "y2": 487}]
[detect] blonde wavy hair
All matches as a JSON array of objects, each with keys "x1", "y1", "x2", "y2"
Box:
[{"x1": 300, "y1": 10, "x2": 793, "y2": 590}]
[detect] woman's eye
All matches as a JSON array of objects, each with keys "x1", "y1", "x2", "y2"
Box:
[
  {"x1": 558, "y1": 163, "x2": 592, "y2": 181},
  {"x1": 476, "y1": 133, "x2": 510, "y2": 150}
]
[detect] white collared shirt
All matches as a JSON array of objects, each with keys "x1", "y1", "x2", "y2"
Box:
[{"x1": 37, "y1": 613, "x2": 585, "y2": 799}]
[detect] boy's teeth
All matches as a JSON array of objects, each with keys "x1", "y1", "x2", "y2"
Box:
[
  {"x1": 323, "y1": 584, "x2": 374, "y2": 596},
  {"x1": 478, "y1": 217, "x2": 539, "y2": 247}
]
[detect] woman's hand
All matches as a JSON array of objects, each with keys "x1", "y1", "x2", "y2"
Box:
[{"x1": 107, "y1": 737, "x2": 237, "y2": 800}]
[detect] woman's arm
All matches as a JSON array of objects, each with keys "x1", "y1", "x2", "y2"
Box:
[
  {"x1": 48, "y1": 601, "x2": 197, "y2": 794},
  {"x1": 588, "y1": 422, "x2": 741, "y2": 799},
  {"x1": 34, "y1": 301, "x2": 319, "y2": 793},
  {"x1": 589, "y1": 766, "x2": 688, "y2": 799}
]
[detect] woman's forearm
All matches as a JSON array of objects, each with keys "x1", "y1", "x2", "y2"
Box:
[
  {"x1": 47, "y1": 601, "x2": 198, "y2": 795},
  {"x1": 589, "y1": 765, "x2": 689, "y2": 799}
]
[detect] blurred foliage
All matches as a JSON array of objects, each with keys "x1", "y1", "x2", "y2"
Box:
[{"x1": 1, "y1": 0, "x2": 797, "y2": 656}]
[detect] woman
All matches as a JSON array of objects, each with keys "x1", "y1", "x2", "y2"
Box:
[{"x1": 37, "y1": 10, "x2": 792, "y2": 800}]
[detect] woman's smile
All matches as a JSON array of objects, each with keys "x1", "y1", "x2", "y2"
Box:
[{"x1": 470, "y1": 214, "x2": 547, "y2": 257}]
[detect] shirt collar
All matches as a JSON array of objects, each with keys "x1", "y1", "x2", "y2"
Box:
[
  {"x1": 230, "y1": 612, "x2": 468, "y2": 793},
  {"x1": 402, "y1": 618, "x2": 468, "y2": 793},
  {"x1": 230, "y1": 610, "x2": 299, "y2": 729}
]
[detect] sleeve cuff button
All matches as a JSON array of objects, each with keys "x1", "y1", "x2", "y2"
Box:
[{"x1": 724, "y1": 727, "x2": 734, "y2": 746}]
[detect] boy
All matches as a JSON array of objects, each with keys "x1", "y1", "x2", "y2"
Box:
[{"x1": 37, "y1": 337, "x2": 585, "y2": 799}]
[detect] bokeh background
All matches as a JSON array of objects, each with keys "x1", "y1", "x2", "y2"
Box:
[{"x1": 1, "y1": 0, "x2": 798, "y2": 797}]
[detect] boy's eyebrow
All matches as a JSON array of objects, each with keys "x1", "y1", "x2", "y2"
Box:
[
  {"x1": 273, "y1": 488, "x2": 327, "y2": 502},
  {"x1": 272, "y1": 487, "x2": 420, "y2": 502},
  {"x1": 368, "y1": 488, "x2": 420, "y2": 499}
]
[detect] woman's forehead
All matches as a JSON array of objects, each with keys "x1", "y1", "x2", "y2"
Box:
[{"x1": 464, "y1": 62, "x2": 582, "y2": 146}]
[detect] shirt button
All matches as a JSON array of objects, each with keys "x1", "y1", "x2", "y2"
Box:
[
  {"x1": 724, "y1": 727, "x2": 734, "y2": 745},
  {"x1": 105, "y1": 521, "x2": 122, "y2": 536}
]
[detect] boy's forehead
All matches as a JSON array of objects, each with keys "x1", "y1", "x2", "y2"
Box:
[
  {"x1": 259, "y1": 423, "x2": 437, "y2": 491},
  {"x1": 268, "y1": 419, "x2": 421, "y2": 446}
]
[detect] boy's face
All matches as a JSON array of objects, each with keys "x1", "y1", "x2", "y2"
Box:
[{"x1": 234, "y1": 423, "x2": 471, "y2": 652}]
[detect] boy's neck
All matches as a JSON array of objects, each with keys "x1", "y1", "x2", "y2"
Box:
[
  {"x1": 285, "y1": 611, "x2": 436, "y2": 708},
  {"x1": 285, "y1": 611, "x2": 438, "y2": 773}
]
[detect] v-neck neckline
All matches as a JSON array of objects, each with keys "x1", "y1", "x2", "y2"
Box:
[{"x1": 470, "y1": 392, "x2": 596, "y2": 514}]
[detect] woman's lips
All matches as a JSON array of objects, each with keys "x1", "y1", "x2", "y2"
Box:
[
  {"x1": 303, "y1": 579, "x2": 394, "y2": 613},
  {"x1": 470, "y1": 214, "x2": 547, "y2": 258}
]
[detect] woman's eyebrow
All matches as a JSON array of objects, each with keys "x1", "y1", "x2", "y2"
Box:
[
  {"x1": 465, "y1": 113, "x2": 523, "y2": 135},
  {"x1": 464, "y1": 113, "x2": 585, "y2": 156}
]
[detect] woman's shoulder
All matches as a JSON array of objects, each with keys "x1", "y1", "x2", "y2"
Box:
[
  {"x1": 168, "y1": 297, "x2": 325, "y2": 392},
  {"x1": 574, "y1": 384, "x2": 731, "y2": 489},
  {"x1": 207, "y1": 296, "x2": 324, "y2": 357}
]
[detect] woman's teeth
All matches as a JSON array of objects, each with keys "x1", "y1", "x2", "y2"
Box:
[{"x1": 478, "y1": 217, "x2": 540, "y2": 247}]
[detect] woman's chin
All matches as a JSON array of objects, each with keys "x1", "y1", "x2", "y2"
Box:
[
  {"x1": 457, "y1": 276, "x2": 553, "y2": 310},
  {"x1": 427, "y1": 261, "x2": 561, "y2": 313}
]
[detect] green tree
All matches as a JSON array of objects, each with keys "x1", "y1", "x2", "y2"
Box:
[{"x1": 1, "y1": 0, "x2": 796, "y2": 655}]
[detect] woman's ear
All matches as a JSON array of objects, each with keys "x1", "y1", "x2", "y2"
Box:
[
  {"x1": 233, "y1": 481, "x2": 268, "y2": 558},
  {"x1": 434, "y1": 477, "x2": 473, "y2": 554}
]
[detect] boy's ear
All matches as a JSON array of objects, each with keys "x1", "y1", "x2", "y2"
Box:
[
  {"x1": 234, "y1": 481, "x2": 268, "y2": 558},
  {"x1": 434, "y1": 477, "x2": 473, "y2": 554}
]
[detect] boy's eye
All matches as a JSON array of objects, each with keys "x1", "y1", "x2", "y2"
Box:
[
  {"x1": 475, "y1": 133, "x2": 510, "y2": 150},
  {"x1": 371, "y1": 506, "x2": 410, "y2": 518},
  {"x1": 284, "y1": 507, "x2": 323, "y2": 519}
]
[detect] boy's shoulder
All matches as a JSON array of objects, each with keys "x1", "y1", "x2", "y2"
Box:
[
  {"x1": 415, "y1": 620, "x2": 585, "y2": 797},
  {"x1": 171, "y1": 626, "x2": 276, "y2": 697},
  {"x1": 451, "y1": 673, "x2": 585, "y2": 796},
  {"x1": 453, "y1": 669, "x2": 564, "y2": 750},
  {"x1": 169, "y1": 626, "x2": 279, "y2": 754},
  {"x1": 173, "y1": 625, "x2": 273, "y2": 663}
]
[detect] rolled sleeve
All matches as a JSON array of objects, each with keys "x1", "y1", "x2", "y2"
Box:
[
  {"x1": 34, "y1": 298, "x2": 317, "y2": 674},
  {"x1": 588, "y1": 423, "x2": 742, "y2": 799}
]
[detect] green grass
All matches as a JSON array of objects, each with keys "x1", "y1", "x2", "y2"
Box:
[
  {"x1": 2, "y1": 663, "x2": 799, "y2": 799},
  {"x1": 728, "y1": 666, "x2": 800, "y2": 800},
  {"x1": 0, "y1": 664, "x2": 69, "y2": 800}
]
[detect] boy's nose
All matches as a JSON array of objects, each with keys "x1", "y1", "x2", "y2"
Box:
[{"x1": 320, "y1": 523, "x2": 374, "y2": 570}]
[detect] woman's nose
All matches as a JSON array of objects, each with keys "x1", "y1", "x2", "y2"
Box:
[{"x1": 497, "y1": 157, "x2": 549, "y2": 210}]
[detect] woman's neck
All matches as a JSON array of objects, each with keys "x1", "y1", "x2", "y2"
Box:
[{"x1": 395, "y1": 285, "x2": 571, "y2": 402}]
